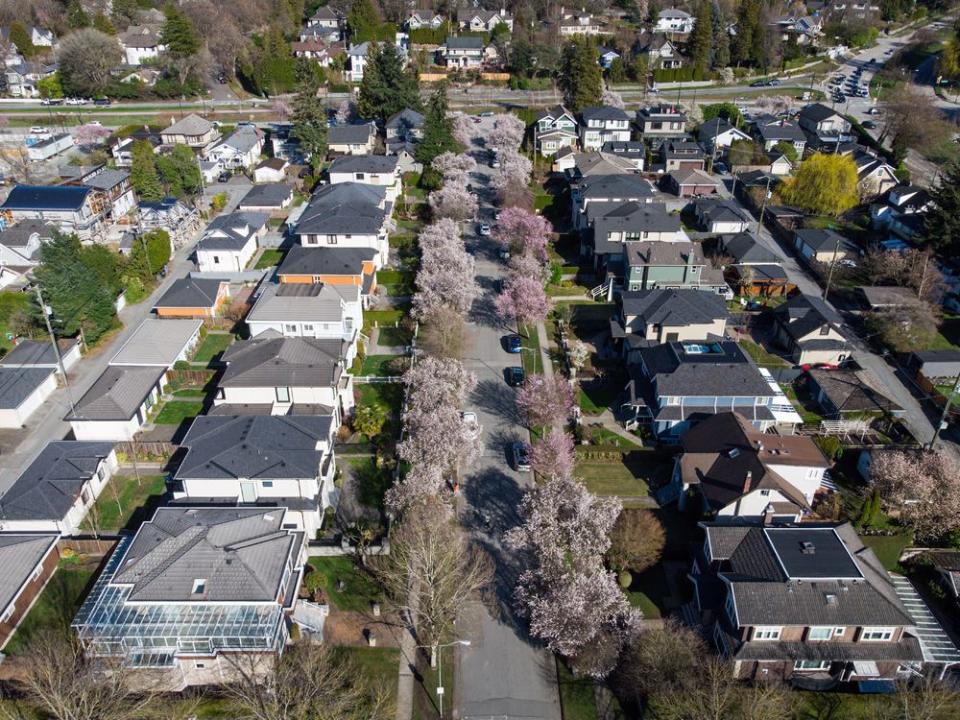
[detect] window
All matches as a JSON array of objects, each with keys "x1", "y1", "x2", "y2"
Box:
[
  {"x1": 191, "y1": 579, "x2": 207, "y2": 595},
  {"x1": 724, "y1": 593, "x2": 737, "y2": 626},
  {"x1": 819, "y1": 324, "x2": 830, "y2": 336},
  {"x1": 355, "y1": 173, "x2": 365, "y2": 181},
  {"x1": 213, "y1": 256, "x2": 220, "y2": 264},
  {"x1": 302, "y1": 324, "x2": 314, "y2": 333},
  {"x1": 81, "y1": 487, "x2": 91, "y2": 505},
  {"x1": 326, "y1": 235, "x2": 337, "y2": 245},
  {"x1": 275, "y1": 387, "x2": 291, "y2": 403},
  {"x1": 284, "y1": 324, "x2": 297, "y2": 334},
  {"x1": 216, "y1": 388, "x2": 225, "y2": 400},
  {"x1": 808, "y1": 626, "x2": 834, "y2": 641},
  {"x1": 97, "y1": 467, "x2": 105, "y2": 482},
  {"x1": 753, "y1": 626, "x2": 781, "y2": 640},
  {"x1": 861, "y1": 627, "x2": 895, "y2": 641},
  {"x1": 794, "y1": 660, "x2": 831, "y2": 671},
  {"x1": 261, "y1": 481, "x2": 274, "y2": 488},
  {"x1": 760, "y1": 489, "x2": 770, "y2": 496}
]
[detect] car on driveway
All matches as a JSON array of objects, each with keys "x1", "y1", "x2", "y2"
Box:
[
  {"x1": 506, "y1": 366, "x2": 525, "y2": 387},
  {"x1": 862, "y1": 120, "x2": 877, "y2": 130},
  {"x1": 506, "y1": 335, "x2": 522, "y2": 353},
  {"x1": 511, "y1": 442, "x2": 531, "y2": 472}
]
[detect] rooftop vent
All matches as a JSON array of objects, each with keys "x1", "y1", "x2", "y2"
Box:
[
  {"x1": 727, "y1": 448, "x2": 740, "y2": 459},
  {"x1": 825, "y1": 593, "x2": 838, "y2": 605},
  {"x1": 800, "y1": 541, "x2": 816, "y2": 555}
]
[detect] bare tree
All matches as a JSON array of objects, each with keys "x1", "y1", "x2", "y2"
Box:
[
  {"x1": 649, "y1": 657, "x2": 738, "y2": 720},
  {"x1": 612, "y1": 619, "x2": 706, "y2": 708},
  {"x1": 374, "y1": 499, "x2": 492, "y2": 661},
  {"x1": 419, "y1": 306, "x2": 468, "y2": 359},
  {"x1": 607, "y1": 508, "x2": 665, "y2": 576},
  {"x1": 887, "y1": 671, "x2": 960, "y2": 720},
  {"x1": 222, "y1": 642, "x2": 391, "y2": 720}
]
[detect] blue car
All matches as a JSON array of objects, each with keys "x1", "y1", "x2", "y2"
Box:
[{"x1": 506, "y1": 335, "x2": 522, "y2": 353}]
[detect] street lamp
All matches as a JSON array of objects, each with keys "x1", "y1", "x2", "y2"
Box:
[{"x1": 418, "y1": 639, "x2": 471, "y2": 719}]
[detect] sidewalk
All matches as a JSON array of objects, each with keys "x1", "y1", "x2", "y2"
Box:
[{"x1": 536, "y1": 322, "x2": 554, "y2": 378}]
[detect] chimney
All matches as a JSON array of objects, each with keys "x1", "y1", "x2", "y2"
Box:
[
  {"x1": 762, "y1": 505, "x2": 775, "y2": 525},
  {"x1": 742, "y1": 470, "x2": 753, "y2": 493}
]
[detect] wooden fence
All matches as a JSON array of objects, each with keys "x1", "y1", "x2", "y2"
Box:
[{"x1": 59, "y1": 535, "x2": 120, "y2": 557}]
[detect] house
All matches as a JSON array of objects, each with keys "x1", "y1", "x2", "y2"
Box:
[
  {"x1": 858, "y1": 285, "x2": 925, "y2": 312},
  {"x1": 772, "y1": 294, "x2": 849, "y2": 365},
  {"x1": 0, "y1": 366, "x2": 57, "y2": 428},
  {"x1": 111, "y1": 318, "x2": 203, "y2": 370},
  {"x1": 4, "y1": 60, "x2": 56, "y2": 98},
  {"x1": 624, "y1": 240, "x2": 728, "y2": 294},
  {"x1": 871, "y1": 185, "x2": 933, "y2": 240},
  {"x1": 0, "y1": 185, "x2": 102, "y2": 239},
  {"x1": 579, "y1": 106, "x2": 632, "y2": 151},
  {"x1": 239, "y1": 183, "x2": 294, "y2": 213},
  {"x1": 1, "y1": 338, "x2": 81, "y2": 375},
  {"x1": 533, "y1": 105, "x2": 579, "y2": 157},
  {"x1": 407, "y1": 10, "x2": 445, "y2": 30},
  {"x1": 307, "y1": 5, "x2": 341, "y2": 31},
  {"x1": 0, "y1": 220, "x2": 51, "y2": 288},
  {"x1": 600, "y1": 142, "x2": 646, "y2": 171},
  {"x1": 908, "y1": 350, "x2": 960, "y2": 382},
  {"x1": 246, "y1": 282, "x2": 363, "y2": 351},
  {"x1": 560, "y1": 11, "x2": 601, "y2": 36},
  {"x1": 719, "y1": 232, "x2": 792, "y2": 297},
  {"x1": 694, "y1": 197, "x2": 752, "y2": 234},
  {"x1": 346, "y1": 42, "x2": 370, "y2": 82},
  {"x1": 660, "y1": 140, "x2": 706, "y2": 173},
  {"x1": 153, "y1": 277, "x2": 230, "y2": 319},
  {"x1": 291, "y1": 38, "x2": 341, "y2": 64},
  {"x1": 636, "y1": 105, "x2": 688, "y2": 140},
  {"x1": 690, "y1": 522, "x2": 925, "y2": 682},
  {"x1": 195, "y1": 211, "x2": 269, "y2": 273},
  {"x1": 698, "y1": 118, "x2": 752, "y2": 151},
  {"x1": 674, "y1": 412, "x2": 830, "y2": 519},
  {"x1": 806, "y1": 368, "x2": 904, "y2": 418},
  {"x1": 68, "y1": 365, "x2": 167, "y2": 441},
  {"x1": 457, "y1": 8, "x2": 514, "y2": 32},
  {"x1": 793, "y1": 228, "x2": 855, "y2": 264},
  {"x1": 441, "y1": 36, "x2": 485, "y2": 68},
  {"x1": 160, "y1": 114, "x2": 221, "y2": 149},
  {"x1": 26, "y1": 133, "x2": 74, "y2": 162},
  {"x1": 386, "y1": 108, "x2": 425, "y2": 155},
  {"x1": 72, "y1": 507, "x2": 305, "y2": 688},
  {"x1": 328, "y1": 155, "x2": 400, "y2": 201},
  {"x1": 613, "y1": 288, "x2": 728, "y2": 344},
  {"x1": 654, "y1": 8, "x2": 695, "y2": 33},
  {"x1": 666, "y1": 167, "x2": 719, "y2": 197},
  {"x1": 634, "y1": 31, "x2": 683, "y2": 69},
  {"x1": 624, "y1": 339, "x2": 782, "y2": 436},
  {"x1": 720, "y1": 232, "x2": 779, "y2": 266},
  {"x1": 772, "y1": 14, "x2": 823, "y2": 44},
  {"x1": 277, "y1": 246, "x2": 377, "y2": 306},
  {"x1": 206, "y1": 125, "x2": 264, "y2": 170},
  {"x1": 77, "y1": 168, "x2": 138, "y2": 220},
  {"x1": 598, "y1": 46, "x2": 620, "y2": 69},
  {"x1": 0, "y1": 534, "x2": 61, "y2": 650},
  {"x1": 923, "y1": 551, "x2": 960, "y2": 607},
  {"x1": 571, "y1": 173, "x2": 656, "y2": 230},
  {"x1": 139, "y1": 198, "x2": 201, "y2": 248},
  {"x1": 213, "y1": 335, "x2": 353, "y2": 424},
  {"x1": 111, "y1": 130, "x2": 161, "y2": 167},
  {"x1": 852, "y1": 150, "x2": 898, "y2": 198},
  {"x1": 585, "y1": 200, "x2": 685, "y2": 270},
  {"x1": 254, "y1": 157, "x2": 289, "y2": 183},
  {"x1": 120, "y1": 25, "x2": 166, "y2": 66},
  {"x1": 293, "y1": 182, "x2": 389, "y2": 265},
  {"x1": 753, "y1": 114, "x2": 807, "y2": 154},
  {"x1": 798, "y1": 103, "x2": 853, "y2": 148},
  {"x1": 0, "y1": 441, "x2": 117, "y2": 534},
  {"x1": 327, "y1": 123, "x2": 376, "y2": 155},
  {"x1": 766, "y1": 151, "x2": 795, "y2": 176}
]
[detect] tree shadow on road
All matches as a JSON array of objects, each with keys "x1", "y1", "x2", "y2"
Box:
[{"x1": 471, "y1": 378, "x2": 523, "y2": 424}]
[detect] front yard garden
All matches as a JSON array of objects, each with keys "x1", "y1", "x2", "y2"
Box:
[
  {"x1": 80, "y1": 474, "x2": 166, "y2": 534},
  {"x1": 192, "y1": 332, "x2": 234, "y2": 364},
  {"x1": 254, "y1": 249, "x2": 285, "y2": 268},
  {"x1": 304, "y1": 556, "x2": 381, "y2": 613},
  {"x1": 153, "y1": 400, "x2": 205, "y2": 425}
]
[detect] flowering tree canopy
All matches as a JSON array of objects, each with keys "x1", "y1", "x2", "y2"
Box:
[
  {"x1": 413, "y1": 219, "x2": 479, "y2": 320},
  {"x1": 530, "y1": 428, "x2": 575, "y2": 480},
  {"x1": 495, "y1": 273, "x2": 552, "y2": 329},
  {"x1": 515, "y1": 373, "x2": 576, "y2": 430},
  {"x1": 452, "y1": 113, "x2": 474, "y2": 148},
  {"x1": 428, "y1": 182, "x2": 478, "y2": 222},
  {"x1": 601, "y1": 89, "x2": 625, "y2": 109},
  {"x1": 870, "y1": 449, "x2": 960, "y2": 541},
  {"x1": 487, "y1": 113, "x2": 526, "y2": 151},
  {"x1": 432, "y1": 152, "x2": 476, "y2": 184},
  {"x1": 73, "y1": 123, "x2": 111, "y2": 146},
  {"x1": 493, "y1": 206, "x2": 551, "y2": 260}
]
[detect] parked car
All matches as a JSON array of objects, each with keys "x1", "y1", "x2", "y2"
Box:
[
  {"x1": 28, "y1": 126, "x2": 49, "y2": 135},
  {"x1": 93, "y1": 97, "x2": 111, "y2": 106},
  {"x1": 490, "y1": 158, "x2": 500, "y2": 169},
  {"x1": 478, "y1": 223, "x2": 491, "y2": 236},
  {"x1": 768, "y1": 78, "x2": 781, "y2": 86},
  {"x1": 511, "y1": 442, "x2": 531, "y2": 472},
  {"x1": 862, "y1": 120, "x2": 877, "y2": 130},
  {"x1": 479, "y1": 111, "x2": 494, "y2": 118},
  {"x1": 506, "y1": 366, "x2": 525, "y2": 387},
  {"x1": 505, "y1": 335, "x2": 522, "y2": 353},
  {"x1": 217, "y1": 171, "x2": 232, "y2": 183},
  {"x1": 461, "y1": 411, "x2": 481, "y2": 440},
  {"x1": 749, "y1": 80, "x2": 767, "y2": 87},
  {"x1": 713, "y1": 161, "x2": 728, "y2": 174}
]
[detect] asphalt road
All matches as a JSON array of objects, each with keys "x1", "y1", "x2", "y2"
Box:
[{"x1": 454, "y1": 119, "x2": 562, "y2": 720}]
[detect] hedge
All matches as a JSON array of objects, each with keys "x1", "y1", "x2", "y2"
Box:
[
  {"x1": 409, "y1": 24, "x2": 450, "y2": 45},
  {"x1": 652, "y1": 67, "x2": 717, "y2": 83}
]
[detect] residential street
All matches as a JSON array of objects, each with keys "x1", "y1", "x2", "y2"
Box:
[
  {"x1": 454, "y1": 123, "x2": 562, "y2": 720},
  {"x1": 0, "y1": 179, "x2": 251, "y2": 493}
]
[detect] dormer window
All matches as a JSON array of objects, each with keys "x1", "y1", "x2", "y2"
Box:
[{"x1": 191, "y1": 579, "x2": 207, "y2": 595}]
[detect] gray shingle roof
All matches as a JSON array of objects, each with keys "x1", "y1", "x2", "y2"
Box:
[
  {"x1": 0, "y1": 338, "x2": 78, "y2": 368},
  {"x1": 445, "y1": 35, "x2": 484, "y2": 49},
  {"x1": 795, "y1": 227, "x2": 850, "y2": 252},
  {"x1": 721, "y1": 232, "x2": 779, "y2": 264},
  {"x1": 386, "y1": 108, "x2": 425, "y2": 130},
  {"x1": 0, "y1": 535, "x2": 58, "y2": 612},
  {"x1": 799, "y1": 102, "x2": 839, "y2": 124},
  {"x1": 633, "y1": 340, "x2": 775, "y2": 398},
  {"x1": 695, "y1": 197, "x2": 751, "y2": 225},
  {"x1": 239, "y1": 183, "x2": 293, "y2": 209},
  {"x1": 0, "y1": 220, "x2": 55, "y2": 248},
  {"x1": 581, "y1": 106, "x2": 631, "y2": 122},
  {"x1": 277, "y1": 246, "x2": 376, "y2": 277},
  {"x1": 197, "y1": 211, "x2": 268, "y2": 251},
  {"x1": 220, "y1": 334, "x2": 345, "y2": 388},
  {"x1": 110, "y1": 318, "x2": 202, "y2": 367},
  {"x1": 294, "y1": 182, "x2": 386, "y2": 235},
  {"x1": 163, "y1": 113, "x2": 215, "y2": 137},
  {"x1": 222, "y1": 125, "x2": 261, "y2": 154},
  {"x1": 329, "y1": 154, "x2": 398, "y2": 175},
  {"x1": 154, "y1": 277, "x2": 226, "y2": 310},
  {"x1": 3, "y1": 441, "x2": 114, "y2": 521},
  {"x1": 775, "y1": 294, "x2": 845, "y2": 344},
  {"x1": 577, "y1": 174, "x2": 655, "y2": 201},
  {"x1": 0, "y1": 367, "x2": 54, "y2": 409},
  {"x1": 328, "y1": 124, "x2": 375, "y2": 145},
  {"x1": 624, "y1": 240, "x2": 699, "y2": 268},
  {"x1": 82, "y1": 168, "x2": 129, "y2": 191},
  {"x1": 247, "y1": 282, "x2": 350, "y2": 323},
  {"x1": 754, "y1": 116, "x2": 807, "y2": 143},
  {"x1": 68, "y1": 365, "x2": 165, "y2": 421},
  {"x1": 621, "y1": 288, "x2": 728, "y2": 328},
  {"x1": 176, "y1": 415, "x2": 333, "y2": 480},
  {"x1": 808, "y1": 368, "x2": 903, "y2": 414},
  {"x1": 113, "y1": 507, "x2": 302, "y2": 602}
]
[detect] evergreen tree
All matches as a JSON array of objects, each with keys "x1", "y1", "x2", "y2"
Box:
[
  {"x1": 607, "y1": 57, "x2": 626, "y2": 83},
  {"x1": 292, "y1": 77, "x2": 328, "y2": 170},
  {"x1": 923, "y1": 162, "x2": 960, "y2": 254},
  {"x1": 93, "y1": 12, "x2": 116, "y2": 35},
  {"x1": 8, "y1": 22, "x2": 35, "y2": 57},
  {"x1": 559, "y1": 37, "x2": 602, "y2": 112},
  {"x1": 689, "y1": 1, "x2": 713, "y2": 75},
  {"x1": 713, "y1": 12, "x2": 731, "y2": 69},
  {"x1": 168, "y1": 145, "x2": 202, "y2": 194},
  {"x1": 416, "y1": 84, "x2": 459, "y2": 165},
  {"x1": 130, "y1": 140, "x2": 163, "y2": 201},
  {"x1": 732, "y1": 0, "x2": 760, "y2": 66},
  {"x1": 347, "y1": 0, "x2": 382, "y2": 43},
  {"x1": 67, "y1": 0, "x2": 90, "y2": 28},
  {"x1": 357, "y1": 42, "x2": 420, "y2": 122},
  {"x1": 161, "y1": 5, "x2": 201, "y2": 60},
  {"x1": 156, "y1": 155, "x2": 185, "y2": 197}
]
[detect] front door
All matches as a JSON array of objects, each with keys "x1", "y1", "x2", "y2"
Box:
[{"x1": 240, "y1": 481, "x2": 257, "y2": 503}]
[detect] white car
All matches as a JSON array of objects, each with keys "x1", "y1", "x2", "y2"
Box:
[
  {"x1": 28, "y1": 126, "x2": 49, "y2": 135},
  {"x1": 461, "y1": 411, "x2": 481, "y2": 440},
  {"x1": 478, "y1": 223, "x2": 491, "y2": 236}
]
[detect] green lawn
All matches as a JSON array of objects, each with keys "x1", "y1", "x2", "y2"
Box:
[
  {"x1": 347, "y1": 456, "x2": 392, "y2": 511},
  {"x1": 81, "y1": 474, "x2": 166, "y2": 534},
  {"x1": 781, "y1": 384, "x2": 825, "y2": 425},
  {"x1": 582, "y1": 426, "x2": 642, "y2": 449},
  {"x1": 363, "y1": 308, "x2": 409, "y2": 337},
  {"x1": 861, "y1": 531, "x2": 913, "y2": 573},
  {"x1": 305, "y1": 556, "x2": 381, "y2": 612},
  {"x1": 520, "y1": 323, "x2": 544, "y2": 375},
  {"x1": 335, "y1": 646, "x2": 399, "y2": 706},
  {"x1": 173, "y1": 387, "x2": 208, "y2": 398},
  {"x1": 358, "y1": 354, "x2": 405, "y2": 377},
  {"x1": 5, "y1": 560, "x2": 95, "y2": 655},
  {"x1": 355, "y1": 382, "x2": 403, "y2": 415},
  {"x1": 192, "y1": 332, "x2": 234, "y2": 363},
  {"x1": 254, "y1": 249, "x2": 285, "y2": 268},
  {"x1": 153, "y1": 400, "x2": 205, "y2": 425},
  {"x1": 0, "y1": 291, "x2": 32, "y2": 353},
  {"x1": 575, "y1": 459, "x2": 652, "y2": 498},
  {"x1": 378, "y1": 326, "x2": 412, "y2": 347},
  {"x1": 578, "y1": 383, "x2": 622, "y2": 415},
  {"x1": 625, "y1": 565, "x2": 673, "y2": 619},
  {"x1": 376, "y1": 269, "x2": 414, "y2": 297},
  {"x1": 739, "y1": 339, "x2": 789, "y2": 367},
  {"x1": 556, "y1": 660, "x2": 598, "y2": 720}
]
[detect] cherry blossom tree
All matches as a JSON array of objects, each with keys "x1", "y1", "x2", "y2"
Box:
[
  {"x1": 73, "y1": 123, "x2": 111, "y2": 147},
  {"x1": 487, "y1": 113, "x2": 526, "y2": 151},
  {"x1": 432, "y1": 152, "x2": 476, "y2": 184},
  {"x1": 493, "y1": 206, "x2": 551, "y2": 260},
  {"x1": 495, "y1": 273, "x2": 553, "y2": 331},
  {"x1": 492, "y1": 150, "x2": 533, "y2": 206},
  {"x1": 601, "y1": 89, "x2": 625, "y2": 109},
  {"x1": 404, "y1": 356, "x2": 476, "y2": 411},
  {"x1": 870, "y1": 450, "x2": 960, "y2": 541},
  {"x1": 452, "y1": 112, "x2": 474, "y2": 148},
  {"x1": 507, "y1": 252, "x2": 549, "y2": 283},
  {"x1": 413, "y1": 249, "x2": 478, "y2": 318},
  {"x1": 272, "y1": 98, "x2": 292, "y2": 121},
  {"x1": 515, "y1": 373, "x2": 576, "y2": 430},
  {"x1": 428, "y1": 181, "x2": 478, "y2": 222},
  {"x1": 334, "y1": 99, "x2": 354, "y2": 125},
  {"x1": 506, "y1": 475, "x2": 639, "y2": 677},
  {"x1": 417, "y1": 218, "x2": 462, "y2": 256},
  {"x1": 530, "y1": 428, "x2": 575, "y2": 479}
]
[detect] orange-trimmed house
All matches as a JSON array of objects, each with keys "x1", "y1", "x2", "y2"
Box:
[
  {"x1": 153, "y1": 276, "x2": 230, "y2": 319},
  {"x1": 277, "y1": 246, "x2": 378, "y2": 307}
]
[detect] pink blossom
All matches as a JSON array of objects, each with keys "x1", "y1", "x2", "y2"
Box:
[
  {"x1": 493, "y1": 206, "x2": 551, "y2": 260},
  {"x1": 272, "y1": 98, "x2": 293, "y2": 121},
  {"x1": 72, "y1": 124, "x2": 111, "y2": 146},
  {"x1": 530, "y1": 428, "x2": 575, "y2": 479},
  {"x1": 452, "y1": 113, "x2": 474, "y2": 148},
  {"x1": 870, "y1": 450, "x2": 960, "y2": 542},
  {"x1": 515, "y1": 373, "x2": 575, "y2": 430},
  {"x1": 601, "y1": 89, "x2": 625, "y2": 110},
  {"x1": 432, "y1": 152, "x2": 476, "y2": 184},
  {"x1": 495, "y1": 273, "x2": 552, "y2": 328},
  {"x1": 487, "y1": 113, "x2": 526, "y2": 152},
  {"x1": 428, "y1": 181, "x2": 478, "y2": 222}
]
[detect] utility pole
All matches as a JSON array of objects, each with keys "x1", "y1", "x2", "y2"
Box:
[
  {"x1": 755, "y1": 173, "x2": 772, "y2": 234},
  {"x1": 822, "y1": 230, "x2": 844, "y2": 301},
  {"x1": 930, "y1": 372, "x2": 960, "y2": 450},
  {"x1": 34, "y1": 284, "x2": 76, "y2": 417}
]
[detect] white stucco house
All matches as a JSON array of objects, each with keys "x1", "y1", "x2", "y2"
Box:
[{"x1": 195, "y1": 211, "x2": 269, "y2": 273}]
